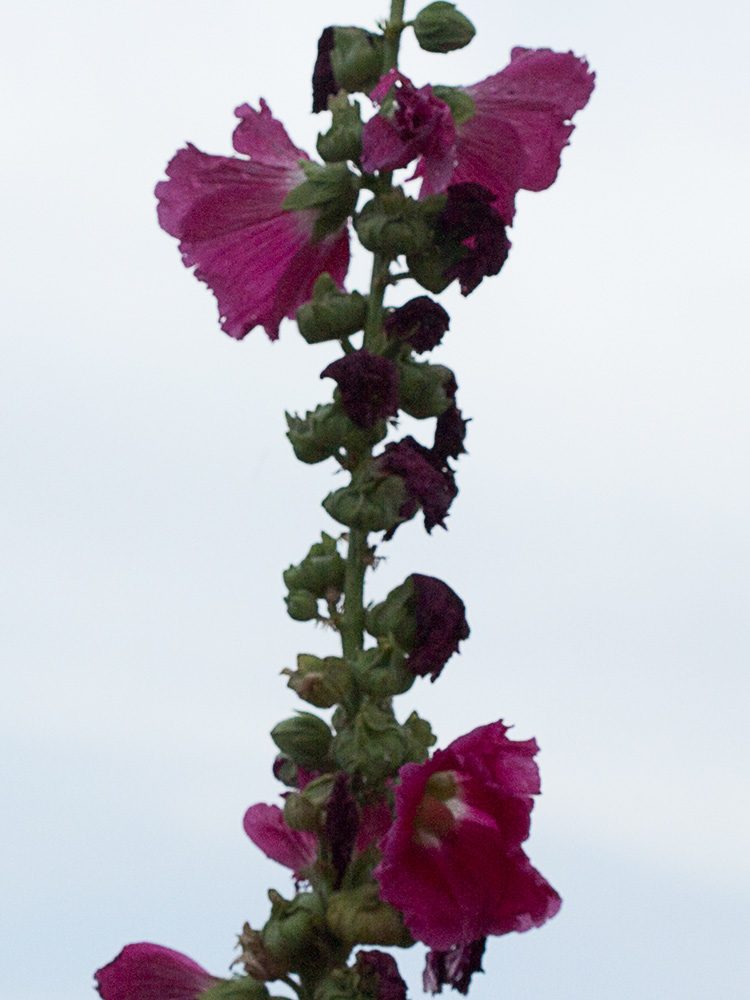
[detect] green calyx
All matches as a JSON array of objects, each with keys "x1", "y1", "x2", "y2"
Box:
[
  {"x1": 397, "y1": 359, "x2": 454, "y2": 418},
  {"x1": 326, "y1": 883, "x2": 413, "y2": 948},
  {"x1": 317, "y1": 93, "x2": 364, "y2": 164},
  {"x1": 262, "y1": 890, "x2": 343, "y2": 977},
  {"x1": 366, "y1": 577, "x2": 418, "y2": 651},
  {"x1": 286, "y1": 402, "x2": 387, "y2": 465},
  {"x1": 284, "y1": 533, "x2": 346, "y2": 599},
  {"x1": 432, "y1": 84, "x2": 476, "y2": 125},
  {"x1": 201, "y1": 978, "x2": 272, "y2": 1000},
  {"x1": 323, "y1": 472, "x2": 408, "y2": 534},
  {"x1": 353, "y1": 644, "x2": 415, "y2": 698},
  {"x1": 283, "y1": 653, "x2": 352, "y2": 709},
  {"x1": 296, "y1": 273, "x2": 368, "y2": 344},
  {"x1": 413, "y1": 2, "x2": 476, "y2": 53},
  {"x1": 354, "y1": 191, "x2": 433, "y2": 257},
  {"x1": 282, "y1": 162, "x2": 360, "y2": 242}
]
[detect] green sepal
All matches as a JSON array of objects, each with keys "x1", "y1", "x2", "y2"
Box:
[
  {"x1": 283, "y1": 653, "x2": 351, "y2": 708},
  {"x1": 296, "y1": 273, "x2": 368, "y2": 344},
  {"x1": 284, "y1": 533, "x2": 346, "y2": 598},
  {"x1": 317, "y1": 93, "x2": 364, "y2": 164},
  {"x1": 326, "y1": 883, "x2": 414, "y2": 947},
  {"x1": 323, "y1": 474, "x2": 408, "y2": 533},
  {"x1": 284, "y1": 772, "x2": 337, "y2": 830},
  {"x1": 330, "y1": 27, "x2": 384, "y2": 94},
  {"x1": 286, "y1": 402, "x2": 386, "y2": 466},
  {"x1": 353, "y1": 644, "x2": 416, "y2": 698},
  {"x1": 397, "y1": 359, "x2": 454, "y2": 419},
  {"x1": 282, "y1": 162, "x2": 359, "y2": 242},
  {"x1": 354, "y1": 191, "x2": 432, "y2": 257},
  {"x1": 284, "y1": 590, "x2": 320, "y2": 622},
  {"x1": 202, "y1": 977, "x2": 272, "y2": 1000},
  {"x1": 413, "y1": 2, "x2": 476, "y2": 53},
  {"x1": 262, "y1": 890, "x2": 340, "y2": 977},
  {"x1": 271, "y1": 713, "x2": 334, "y2": 771},
  {"x1": 366, "y1": 577, "x2": 418, "y2": 651},
  {"x1": 432, "y1": 84, "x2": 476, "y2": 125},
  {"x1": 334, "y1": 702, "x2": 405, "y2": 784},
  {"x1": 401, "y1": 709, "x2": 437, "y2": 764}
]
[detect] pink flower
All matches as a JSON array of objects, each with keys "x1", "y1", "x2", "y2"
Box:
[
  {"x1": 373, "y1": 720, "x2": 561, "y2": 950},
  {"x1": 243, "y1": 802, "x2": 318, "y2": 877},
  {"x1": 156, "y1": 100, "x2": 350, "y2": 341},
  {"x1": 361, "y1": 70, "x2": 457, "y2": 190},
  {"x1": 95, "y1": 943, "x2": 218, "y2": 1000},
  {"x1": 416, "y1": 47, "x2": 595, "y2": 224}
]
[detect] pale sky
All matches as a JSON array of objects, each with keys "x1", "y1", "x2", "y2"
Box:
[{"x1": 3, "y1": 1, "x2": 749, "y2": 998}]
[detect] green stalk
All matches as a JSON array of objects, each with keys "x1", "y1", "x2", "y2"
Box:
[
  {"x1": 341, "y1": 526, "x2": 368, "y2": 661},
  {"x1": 383, "y1": 0, "x2": 406, "y2": 71}
]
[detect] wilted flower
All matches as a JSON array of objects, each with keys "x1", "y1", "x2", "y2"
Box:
[
  {"x1": 373, "y1": 720, "x2": 561, "y2": 950},
  {"x1": 95, "y1": 943, "x2": 218, "y2": 1000},
  {"x1": 423, "y1": 939, "x2": 486, "y2": 995},
  {"x1": 409, "y1": 573, "x2": 470, "y2": 681},
  {"x1": 355, "y1": 950, "x2": 408, "y2": 1000},
  {"x1": 377, "y1": 436, "x2": 458, "y2": 536},
  {"x1": 416, "y1": 47, "x2": 595, "y2": 224},
  {"x1": 321, "y1": 351, "x2": 400, "y2": 428},
  {"x1": 156, "y1": 101, "x2": 350, "y2": 341},
  {"x1": 243, "y1": 803, "x2": 318, "y2": 877},
  {"x1": 361, "y1": 70, "x2": 457, "y2": 190},
  {"x1": 383, "y1": 296, "x2": 450, "y2": 354}
]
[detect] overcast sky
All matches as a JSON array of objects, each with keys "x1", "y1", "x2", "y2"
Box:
[{"x1": 3, "y1": 1, "x2": 749, "y2": 998}]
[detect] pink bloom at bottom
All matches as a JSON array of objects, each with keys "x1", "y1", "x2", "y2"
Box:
[
  {"x1": 156, "y1": 100, "x2": 350, "y2": 341},
  {"x1": 95, "y1": 943, "x2": 218, "y2": 1000},
  {"x1": 373, "y1": 720, "x2": 561, "y2": 950}
]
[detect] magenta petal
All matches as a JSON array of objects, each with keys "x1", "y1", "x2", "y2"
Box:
[
  {"x1": 95, "y1": 943, "x2": 217, "y2": 1000},
  {"x1": 156, "y1": 101, "x2": 350, "y2": 341},
  {"x1": 243, "y1": 803, "x2": 318, "y2": 874}
]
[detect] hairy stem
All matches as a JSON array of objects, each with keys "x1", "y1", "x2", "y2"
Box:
[
  {"x1": 341, "y1": 527, "x2": 368, "y2": 661},
  {"x1": 383, "y1": 0, "x2": 406, "y2": 71}
]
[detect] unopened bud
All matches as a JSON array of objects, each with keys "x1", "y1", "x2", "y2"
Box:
[
  {"x1": 262, "y1": 891, "x2": 330, "y2": 975},
  {"x1": 413, "y1": 2, "x2": 476, "y2": 53},
  {"x1": 271, "y1": 713, "x2": 333, "y2": 771},
  {"x1": 326, "y1": 884, "x2": 413, "y2": 947},
  {"x1": 323, "y1": 475, "x2": 407, "y2": 534},
  {"x1": 296, "y1": 273, "x2": 368, "y2": 344},
  {"x1": 317, "y1": 93, "x2": 364, "y2": 164},
  {"x1": 397, "y1": 360, "x2": 454, "y2": 419},
  {"x1": 330, "y1": 27, "x2": 384, "y2": 94},
  {"x1": 284, "y1": 533, "x2": 346, "y2": 599},
  {"x1": 354, "y1": 192, "x2": 431, "y2": 257},
  {"x1": 285, "y1": 590, "x2": 320, "y2": 622}
]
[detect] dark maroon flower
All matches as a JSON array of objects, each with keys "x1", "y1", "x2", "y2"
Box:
[
  {"x1": 383, "y1": 296, "x2": 450, "y2": 354},
  {"x1": 326, "y1": 772, "x2": 360, "y2": 886},
  {"x1": 378, "y1": 436, "x2": 457, "y2": 537},
  {"x1": 321, "y1": 351, "x2": 399, "y2": 428},
  {"x1": 95, "y1": 943, "x2": 218, "y2": 1000},
  {"x1": 312, "y1": 27, "x2": 337, "y2": 113},
  {"x1": 243, "y1": 802, "x2": 317, "y2": 877},
  {"x1": 416, "y1": 48, "x2": 595, "y2": 225},
  {"x1": 362, "y1": 71, "x2": 457, "y2": 190},
  {"x1": 408, "y1": 574, "x2": 470, "y2": 681},
  {"x1": 432, "y1": 372, "x2": 468, "y2": 465},
  {"x1": 437, "y1": 183, "x2": 511, "y2": 295},
  {"x1": 423, "y1": 939, "x2": 486, "y2": 995},
  {"x1": 355, "y1": 950, "x2": 408, "y2": 1000},
  {"x1": 156, "y1": 101, "x2": 350, "y2": 341},
  {"x1": 373, "y1": 720, "x2": 561, "y2": 950}
]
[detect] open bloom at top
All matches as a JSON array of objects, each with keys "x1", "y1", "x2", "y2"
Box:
[
  {"x1": 373, "y1": 720, "x2": 561, "y2": 950},
  {"x1": 95, "y1": 943, "x2": 218, "y2": 1000},
  {"x1": 416, "y1": 47, "x2": 595, "y2": 224},
  {"x1": 156, "y1": 101, "x2": 350, "y2": 341}
]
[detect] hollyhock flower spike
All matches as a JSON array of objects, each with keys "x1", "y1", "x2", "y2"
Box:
[
  {"x1": 416, "y1": 47, "x2": 595, "y2": 224},
  {"x1": 156, "y1": 101, "x2": 350, "y2": 341},
  {"x1": 95, "y1": 943, "x2": 218, "y2": 1000},
  {"x1": 373, "y1": 720, "x2": 561, "y2": 950}
]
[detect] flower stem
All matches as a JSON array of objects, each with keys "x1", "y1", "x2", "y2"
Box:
[
  {"x1": 341, "y1": 527, "x2": 367, "y2": 660},
  {"x1": 383, "y1": 0, "x2": 406, "y2": 71}
]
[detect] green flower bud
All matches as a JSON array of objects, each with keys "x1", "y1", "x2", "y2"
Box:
[
  {"x1": 354, "y1": 191, "x2": 432, "y2": 257},
  {"x1": 323, "y1": 475, "x2": 407, "y2": 534},
  {"x1": 366, "y1": 577, "x2": 418, "y2": 651},
  {"x1": 296, "y1": 273, "x2": 368, "y2": 344},
  {"x1": 283, "y1": 791, "x2": 321, "y2": 831},
  {"x1": 330, "y1": 27, "x2": 384, "y2": 94},
  {"x1": 353, "y1": 644, "x2": 415, "y2": 698},
  {"x1": 317, "y1": 93, "x2": 364, "y2": 164},
  {"x1": 202, "y1": 978, "x2": 272, "y2": 1000},
  {"x1": 286, "y1": 402, "x2": 387, "y2": 466},
  {"x1": 284, "y1": 590, "x2": 320, "y2": 622},
  {"x1": 271, "y1": 713, "x2": 333, "y2": 771},
  {"x1": 314, "y1": 968, "x2": 359, "y2": 1000},
  {"x1": 398, "y1": 360, "x2": 454, "y2": 419},
  {"x1": 283, "y1": 653, "x2": 351, "y2": 709},
  {"x1": 326, "y1": 884, "x2": 413, "y2": 947},
  {"x1": 334, "y1": 703, "x2": 405, "y2": 784},
  {"x1": 413, "y1": 2, "x2": 476, "y2": 53},
  {"x1": 282, "y1": 161, "x2": 359, "y2": 242}
]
